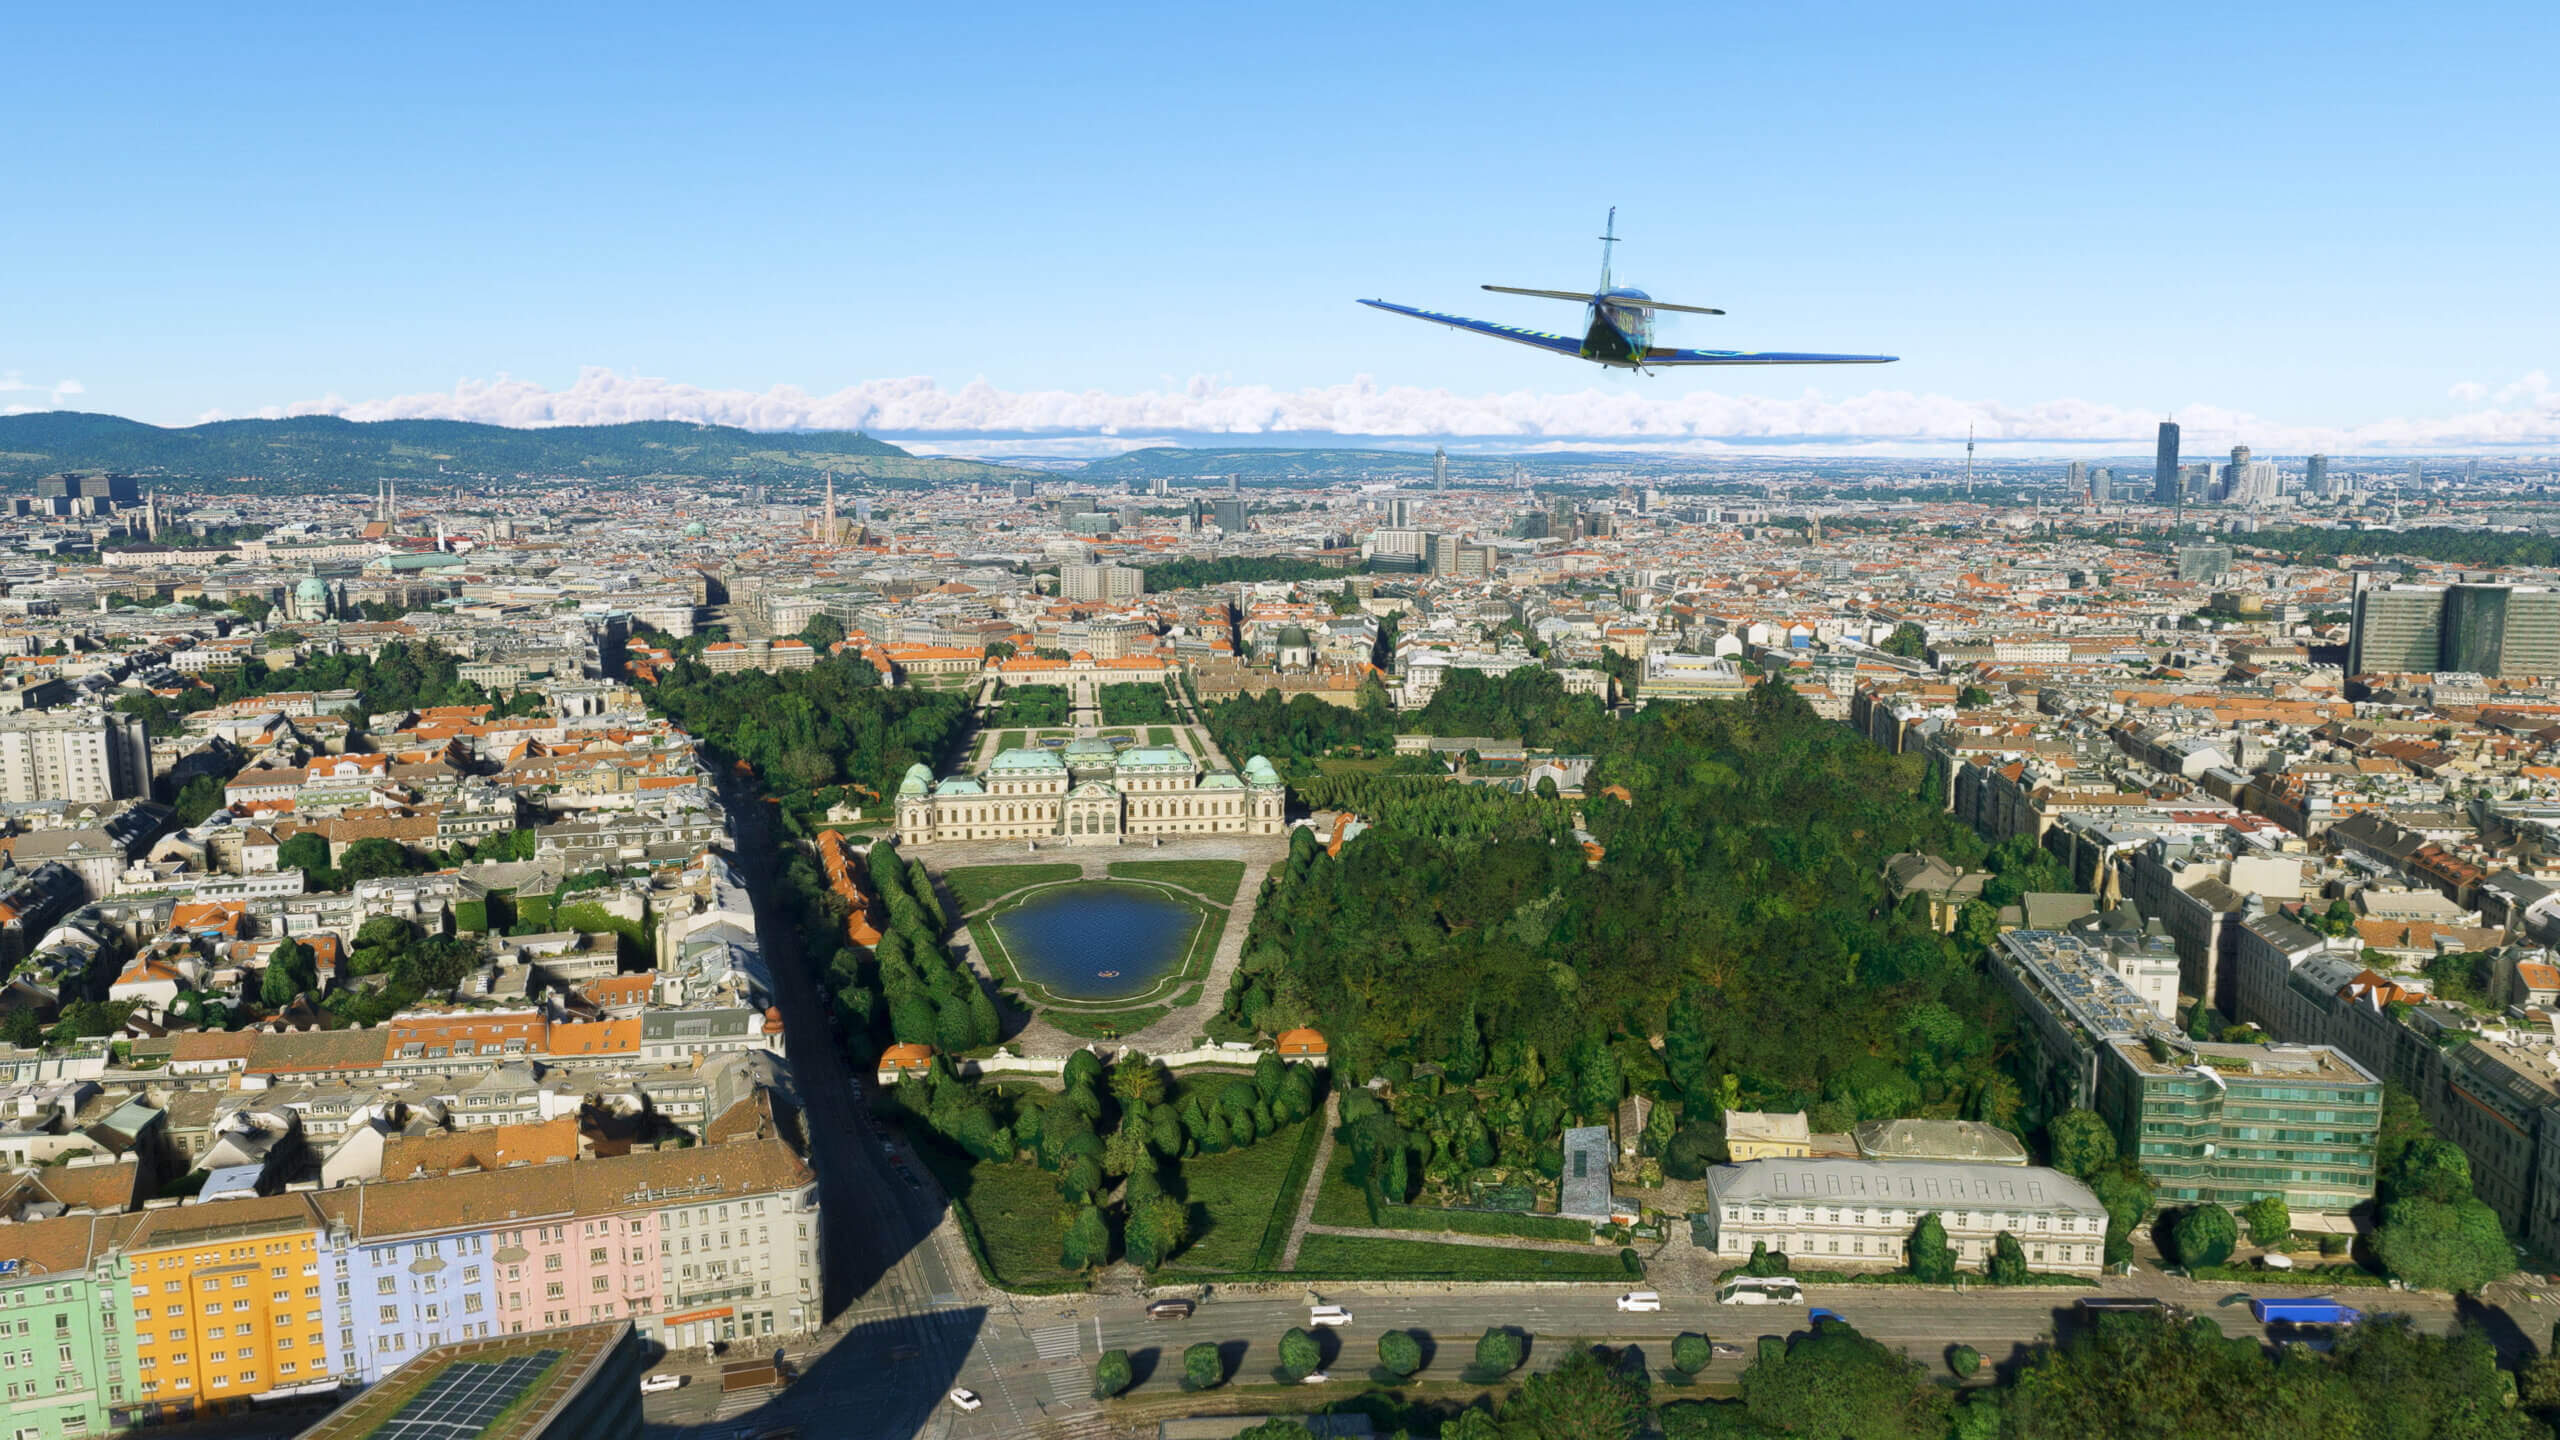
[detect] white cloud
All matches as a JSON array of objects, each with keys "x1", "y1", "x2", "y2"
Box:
[
  {"x1": 250, "y1": 365, "x2": 2560, "y2": 456},
  {"x1": 0, "y1": 373, "x2": 85, "y2": 407}
]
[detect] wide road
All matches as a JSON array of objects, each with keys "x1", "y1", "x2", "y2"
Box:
[{"x1": 924, "y1": 1276, "x2": 2532, "y2": 1436}]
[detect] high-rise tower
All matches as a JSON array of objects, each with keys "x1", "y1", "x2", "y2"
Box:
[{"x1": 2153, "y1": 421, "x2": 2182, "y2": 506}]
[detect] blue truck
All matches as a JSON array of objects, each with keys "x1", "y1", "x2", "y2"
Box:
[{"x1": 2249, "y1": 1298, "x2": 2363, "y2": 1326}]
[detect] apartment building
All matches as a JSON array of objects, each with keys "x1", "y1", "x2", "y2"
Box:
[
  {"x1": 0, "y1": 1213, "x2": 138, "y2": 1440},
  {"x1": 1058, "y1": 563, "x2": 1143, "y2": 602},
  {"x1": 0, "y1": 708, "x2": 148, "y2": 805},
  {"x1": 124, "y1": 1198, "x2": 336, "y2": 1421}
]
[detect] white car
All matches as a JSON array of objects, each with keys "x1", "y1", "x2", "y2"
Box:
[
  {"x1": 1715, "y1": 1277, "x2": 1805, "y2": 1306},
  {"x1": 947, "y1": 1388, "x2": 983, "y2": 1412},
  {"x1": 1616, "y1": 1291, "x2": 1662, "y2": 1313},
  {"x1": 1300, "y1": 1371, "x2": 1331, "y2": 1385},
  {"x1": 1308, "y1": 1305, "x2": 1352, "y2": 1328},
  {"x1": 639, "y1": 1373, "x2": 685, "y2": 1394}
]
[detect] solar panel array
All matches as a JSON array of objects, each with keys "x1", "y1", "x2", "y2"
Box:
[{"x1": 365, "y1": 1351, "x2": 560, "y2": 1440}]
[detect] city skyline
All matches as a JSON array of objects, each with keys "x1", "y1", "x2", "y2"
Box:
[{"x1": 7, "y1": 4, "x2": 2560, "y2": 454}]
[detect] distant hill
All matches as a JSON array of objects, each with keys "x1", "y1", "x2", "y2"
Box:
[{"x1": 0, "y1": 413, "x2": 1025, "y2": 490}]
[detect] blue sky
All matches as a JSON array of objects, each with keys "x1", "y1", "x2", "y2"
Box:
[{"x1": 8, "y1": 2, "x2": 2559, "y2": 453}]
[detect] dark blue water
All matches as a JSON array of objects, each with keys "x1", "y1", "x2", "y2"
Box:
[{"x1": 993, "y1": 884, "x2": 1194, "y2": 1001}]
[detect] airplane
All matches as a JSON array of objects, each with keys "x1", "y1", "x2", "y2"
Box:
[{"x1": 1360, "y1": 208, "x2": 1895, "y2": 372}]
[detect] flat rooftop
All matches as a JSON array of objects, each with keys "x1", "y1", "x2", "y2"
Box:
[
  {"x1": 2109, "y1": 1038, "x2": 2378, "y2": 1085},
  {"x1": 296, "y1": 1323, "x2": 627, "y2": 1440}
]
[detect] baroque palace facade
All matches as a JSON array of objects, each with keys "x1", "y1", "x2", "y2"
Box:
[{"x1": 896, "y1": 737, "x2": 1285, "y2": 845}]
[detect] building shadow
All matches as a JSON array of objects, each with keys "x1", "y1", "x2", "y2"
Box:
[
  {"x1": 727, "y1": 787, "x2": 960, "y2": 1319},
  {"x1": 659, "y1": 1307, "x2": 988, "y2": 1440}
]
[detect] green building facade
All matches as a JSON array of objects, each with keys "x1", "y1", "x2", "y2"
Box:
[
  {"x1": 0, "y1": 1216, "x2": 138, "y2": 1440},
  {"x1": 2096, "y1": 1037, "x2": 2382, "y2": 1216}
]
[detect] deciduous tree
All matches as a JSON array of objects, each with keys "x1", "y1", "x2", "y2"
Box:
[{"x1": 2172, "y1": 1204, "x2": 2236, "y2": 1269}]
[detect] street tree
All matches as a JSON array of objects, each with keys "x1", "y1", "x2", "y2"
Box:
[
  {"x1": 2373, "y1": 1195, "x2": 2512, "y2": 1292},
  {"x1": 1469, "y1": 1326, "x2": 1524, "y2": 1381},
  {"x1": 1090, "y1": 1348, "x2": 1132, "y2": 1399},
  {"x1": 1276, "y1": 1326, "x2": 1322, "y2": 1381},
  {"x1": 1376, "y1": 1329, "x2": 1422, "y2": 1379},
  {"x1": 1499, "y1": 1342, "x2": 1649, "y2": 1440}
]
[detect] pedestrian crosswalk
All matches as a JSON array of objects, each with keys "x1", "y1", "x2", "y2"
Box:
[
  {"x1": 1029, "y1": 1323, "x2": 1083, "y2": 1361},
  {"x1": 1044, "y1": 1366, "x2": 1089, "y2": 1402}
]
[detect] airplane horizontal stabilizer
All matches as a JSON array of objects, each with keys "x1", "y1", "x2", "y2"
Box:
[
  {"x1": 1643, "y1": 346, "x2": 1898, "y2": 366},
  {"x1": 1483, "y1": 285, "x2": 1725, "y2": 316}
]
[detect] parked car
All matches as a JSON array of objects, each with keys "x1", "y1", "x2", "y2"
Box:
[
  {"x1": 1808, "y1": 1308, "x2": 1846, "y2": 1327},
  {"x1": 947, "y1": 1389, "x2": 983, "y2": 1412},
  {"x1": 1308, "y1": 1305, "x2": 1353, "y2": 1328},
  {"x1": 1147, "y1": 1299, "x2": 1196, "y2": 1320},
  {"x1": 1711, "y1": 1342, "x2": 1744, "y2": 1359},
  {"x1": 1300, "y1": 1371, "x2": 1331, "y2": 1384},
  {"x1": 1716, "y1": 1277, "x2": 1805, "y2": 1305},
  {"x1": 1616, "y1": 1291, "x2": 1662, "y2": 1313},
  {"x1": 640, "y1": 1373, "x2": 686, "y2": 1394}
]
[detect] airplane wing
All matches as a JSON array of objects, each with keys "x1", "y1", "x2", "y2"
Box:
[
  {"x1": 1643, "y1": 346, "x2": 1898, "y2": 365},
  {"x1": 1358, "y1": 299, "x2": 1582, "y2": 358}
]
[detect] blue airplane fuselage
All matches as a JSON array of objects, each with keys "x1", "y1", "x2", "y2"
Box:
[{"x1": 1582, "y1": 289, "x2": 1656, "y2": 366}]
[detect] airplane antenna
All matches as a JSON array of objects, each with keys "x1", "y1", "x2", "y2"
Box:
[{"x1": 1596, "y1": 206, "x2": 1619, "y2": 295}]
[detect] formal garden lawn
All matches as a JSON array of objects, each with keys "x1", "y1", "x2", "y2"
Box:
[
  {"x1": 989, "y1": 684, "x2": 1072, "y2": 726},
  {"x1": 1146, "y1": 727, "x2": 1178, "y2": 747},
  {"x1": 917, "y1": 1090, "x2": 1320, "y2": 1290},
  {"x1": 940, "y1": 863, "x2": 1081, "y2": 913},
  {"x1": 1154, "y1": 1117, "x2": 1315, "y2": 1274},
  {"x1": 1310, "y1": 1142, "x2": 1589, "y2": 1241},
  {"x1": 1290, "y1": 1235, "x2": 1631, "y2": 1282},
  {"x1": 914, "y1": 1143, "x2": 1087, "y2": 1290},
  {"x1": 1107, "y1": 859, "x2": 1247, "y2": 904},
  {"x1": 1039, "y1": 1005, "x2": 1171, "y2": 1040}
]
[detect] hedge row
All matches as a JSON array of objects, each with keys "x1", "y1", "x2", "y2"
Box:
[
  {"x1": 1372, "y1": 1205, "x2": 1595, "y2": 1244},
  {"x1": 1788, "y1": 1268, "x2": 2098, "y2": 1289},
  {"x1": 2182, "y1": 1262, "x2": 2385, "y2": 1287}
]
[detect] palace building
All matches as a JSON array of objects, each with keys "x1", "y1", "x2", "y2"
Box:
[{"x1": 896, "y1": 738, "x2": 1285, "y2": 846}]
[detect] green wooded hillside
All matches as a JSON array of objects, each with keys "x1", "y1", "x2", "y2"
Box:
[{"x1": 0, "y1": 412, "x2": 1022, "y2": 489}]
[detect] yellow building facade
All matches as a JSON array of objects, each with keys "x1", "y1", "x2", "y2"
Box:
[{"x1": 127, "y1": 1202, "x2": 332, "y2": 1417}]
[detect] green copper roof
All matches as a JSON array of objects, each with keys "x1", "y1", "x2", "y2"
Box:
[
  {"x1": 989, "y1": 748, "x2": 1068, "y2": 772},
  {"x1": 1114, "y1": 747, "x2": 1191, "y2": 768}
]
